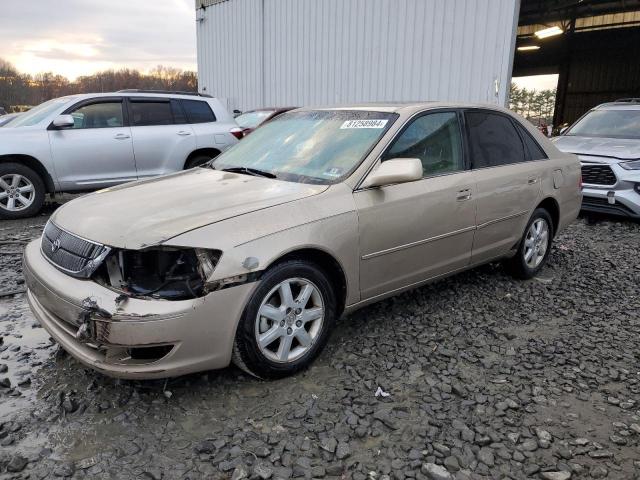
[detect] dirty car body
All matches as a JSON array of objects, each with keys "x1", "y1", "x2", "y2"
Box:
[{"x1": 23, "y1": 103, "x2": 581, "y2": 379}]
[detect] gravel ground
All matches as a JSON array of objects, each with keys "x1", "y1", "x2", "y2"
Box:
[{"x1": 0, "y1": 203, "x2": 639, "y2": 480}]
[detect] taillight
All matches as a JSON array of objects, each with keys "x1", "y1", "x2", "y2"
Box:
[{"x1": 230, "y1": 127, "x2": 244, "y2": 140}]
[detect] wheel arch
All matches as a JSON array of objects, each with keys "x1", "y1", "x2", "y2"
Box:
[
  {"x1": 266, "y1": 247, "x2": 348, "y2": 317},
  {"x1": 0, "y1": 154, "x2": 55, "y2": 193},
  {"x1": 536, "y1": 197, "x2": 560, "y2": 236},
  {"x1": 183, "y1": 148, "x2": 221, "y2": 169}
]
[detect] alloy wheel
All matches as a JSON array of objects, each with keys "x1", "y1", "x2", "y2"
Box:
[
  {"x1": 0, "y1": 174, "x2": 35, "y2": 212},
  {"x1": 523, "y1": 218, "x2": 549, "y2": 268},
  {"x1": 254, "y1": 277, "x2": 325, "y2": 363}
]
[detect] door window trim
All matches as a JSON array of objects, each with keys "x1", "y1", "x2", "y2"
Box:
[
  {"x1": 354, "y1": 108, "x2": 470, "y2": 192},
  {"x1": 48, "y1": 97, "x2": 128, "y2": 130}
]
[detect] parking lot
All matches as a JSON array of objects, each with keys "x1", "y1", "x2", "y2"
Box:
[{"x1": 0, "y1": 200, "x2": 638, "y2": 479}]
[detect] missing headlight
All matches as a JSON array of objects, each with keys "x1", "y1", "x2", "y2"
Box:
[{"x1": 94, "y1": 248, "x2": 221, "y2": 300}]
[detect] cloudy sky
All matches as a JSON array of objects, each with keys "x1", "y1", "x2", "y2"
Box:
[{"x1": 0, "y1": 0, "x2": 196, "y2": 79}]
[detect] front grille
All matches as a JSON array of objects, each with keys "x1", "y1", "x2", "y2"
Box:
[
  {"x1": 41, "y1": 221, "x2": 109, "y2": 277},
  {"x1": 581, "y1": 164, "x2": 616, "y2": 186}
]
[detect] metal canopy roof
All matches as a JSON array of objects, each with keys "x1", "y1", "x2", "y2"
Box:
[{"x1": 519, "y1": 0, "x2": 640, "y2": 25}]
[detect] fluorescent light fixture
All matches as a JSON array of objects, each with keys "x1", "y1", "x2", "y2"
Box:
[
  {"x1": 518, "y1": 45, "x2": 541, "y2": 51},
  {"x1": 535, "y1": 26, "x2": 563, "y2": 39}
]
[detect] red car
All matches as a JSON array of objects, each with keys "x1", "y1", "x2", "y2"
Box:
[{"x1": 235, "y1": 107, "x2": 297, "y2": 136}]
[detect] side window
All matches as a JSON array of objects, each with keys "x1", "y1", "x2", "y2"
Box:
[
  {"x1": 516, "y1": 124, "x2": 548, "y2": 160},
  {"x1": 181, "y1": 100, "x2": 216, "y2": 123},
  {"x1": 130, "y1": 101, "x2": 174, "y2": 126},
  {"x1": 69, "y1": 102, "x2": 123, "y2": 129},
  {"x1": 171, "y1": 99, "x2": 187, "y2": 124},
  {"x1": 466, "y1": 111, "x2": 526, "y2": 168},
  {"x1": 381, "y1": 111, "x2": 464, "y2": 177}
]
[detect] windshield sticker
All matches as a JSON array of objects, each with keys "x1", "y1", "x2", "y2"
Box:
[
  {"x1": 340, "y1": 119, "x2": 388, "y2": 129},
  {"x1": 323, "y1": 167, "x2": 344, "y2": 178}
]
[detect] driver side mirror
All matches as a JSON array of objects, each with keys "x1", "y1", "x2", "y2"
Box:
[
  {"x1": 559, "y1": 126, "x2": 569, "y2": 135},
  {"x1": 362, "y1": 158, "x2": 423, "y2": 188},
  {"x1": 52, "y1": 114, "x2": 75, "y2": 129}
]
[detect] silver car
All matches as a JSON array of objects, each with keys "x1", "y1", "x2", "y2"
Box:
[{"x1": 553, "y1": 99, "x2": 640, "y2": 219}]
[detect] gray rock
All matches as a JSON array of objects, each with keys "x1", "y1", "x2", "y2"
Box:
[
  {"x1": 421, "y1": 462, "x2": 452, "y2": 480},
  {"x1": 540, "y1": 472, "x2": 571, "y2": 480},
  {"x1": 335, "y1": 442, "x2": 351, "y2": 460},
  {"x1": 253, "y1": 462, "x2": 274, "y2": 479},
  {"x1": 477, "y1": 447, "x2": 494, "y2": 467},
  {"x1": 320, "y1": 437, "x2": 337, "y2": 453},
  {"x1": 7, "y1": 455, "x2": 28, "y2": 472}
]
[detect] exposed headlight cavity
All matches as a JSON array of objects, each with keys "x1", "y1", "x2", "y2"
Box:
[{"x1": 94, "y1": 248, "x2": 221, "y2": 300}]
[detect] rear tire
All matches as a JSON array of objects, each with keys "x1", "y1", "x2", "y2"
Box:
[
  {"x1": 185, "y1": 152, "x2": 218, "y2": 169},
  {"x1": 504, "y1": 208, "x2": 554, "y2": 279},
  {"x1": 0, "y1": 162, "x2": 45, "y2": 219},
  {"x1": 232, "y1": 260, "x2": 337, "y2": 379}
]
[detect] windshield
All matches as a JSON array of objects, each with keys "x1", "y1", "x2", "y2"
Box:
[
  {"x1": 9, "y1": 97, "x2": 75, "y2": 127},
  {"x1": 566, "y1": 109, "x2": 640, "y2": 139},
  {"x1": 213, "y1": 110, "x2": 397, "y2": 184},
  {"x1": 236, "y1": 110, "x2": 276, "y2": 129}
]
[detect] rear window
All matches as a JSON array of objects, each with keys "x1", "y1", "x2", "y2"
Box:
[
  {"x1": 516, "y1": 124, "x2": 548, "y2": 160},
  {"x1": 182, "y1": 100, "x2": 216, "y2": 123},
  {"x1": 130, "y1": 101, "x2": 173, "y2": 126},
  {"x1": 466, "y1": 111, "x2": 526, "y2": 168}
]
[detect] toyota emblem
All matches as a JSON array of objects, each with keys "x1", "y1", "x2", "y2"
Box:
[{"x1": 51, "y1": 238, "x2": 61, "y2": 253}]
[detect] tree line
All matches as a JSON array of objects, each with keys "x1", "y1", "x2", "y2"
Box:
[
  {"x1": 509, "y1": 83, "x2": 556, "y2": 125},
  {"x1": 1, "y1": 58, "x2": 556, "y2": 122},
  {"x1": 0, "y1": 58, "x2": 197, "y2": 112}
]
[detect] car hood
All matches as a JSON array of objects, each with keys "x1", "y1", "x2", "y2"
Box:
[
  {"x1": 51, "y1": 168, "x2": 328, "y2": 249},
  {"x1": 553, "y1": 135, "x2": 640, "y2": 161}
]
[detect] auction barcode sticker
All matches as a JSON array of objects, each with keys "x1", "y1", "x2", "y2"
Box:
[{"x1": 340, "y1": 119, "x2": 388, "y2": 129}]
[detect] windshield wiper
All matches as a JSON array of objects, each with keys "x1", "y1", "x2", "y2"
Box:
[{"x1": 220, "y1": 166, "x2": 277, "y2": 178}]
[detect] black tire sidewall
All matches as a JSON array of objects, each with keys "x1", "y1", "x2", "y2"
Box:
[
  {"x1": 185, "y1": 154, "x2": 216, "y2": 169},
  {"x1": 0, "y1": 163, "x2": 45, "y2": 219},
  {"x1": 515, "y1": 208, "x2": 554, "y2": 279},
  {"x1": 234, "y1": 260, "x2": 337, "y2": 378}
]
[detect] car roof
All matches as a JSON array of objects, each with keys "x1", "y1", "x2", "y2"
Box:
[
  {"x1": 594, "y1": 100, "x2": 640, "y2": 110},
  {"x1": 298, "y1": 101, "x2": 515, "y2": 115},
  {"x1": 242, "y1": 107, "x2": 297, "y2": 113},
  {"x1": 60, "y1": 92, "x2": 215, "y2": 101}
]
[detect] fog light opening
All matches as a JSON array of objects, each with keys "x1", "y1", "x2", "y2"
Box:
[{"x1": 128, "y1": 345, "x2": 174, "y2": 361}]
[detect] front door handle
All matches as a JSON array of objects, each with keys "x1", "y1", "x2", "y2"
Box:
[
  {"x1": 177, "y1": 131, "x2": 192, "y2": 136},
  {"x1": 456, "y1": 189, "x2": 472, "y2": 201},
  {"x1": 113, "y1": 133, "x2": 130, "y2": 140},
  {"x1": 528, "y1": 177, "x2": 538, "y2": 185}
]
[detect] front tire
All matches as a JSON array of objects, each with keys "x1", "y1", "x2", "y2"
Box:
[
  {"x1": 0, "y1": 163, "x2": 46, "y2": 219},
  {"x1": 185, "y1": 152, "x2": 218, "y2": 169},
  {"x1": 232, "y1": 260, "x2": 337, "y2": 379},
  {"x1": 504, "y1": 208, "x2": 553, "y2": 279}
]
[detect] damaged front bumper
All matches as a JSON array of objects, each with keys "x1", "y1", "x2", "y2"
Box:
[{"x1": 23, "y1": 240, "x2": 256, "y2": 379}]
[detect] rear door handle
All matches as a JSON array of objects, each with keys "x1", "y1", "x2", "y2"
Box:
[
  {"x1": 456, "y1": 189, "x2": 472, "y2": 201},
  {"x1": 177, "y1": 131, "x2": 192, "y2": 136},
  {"x1": 528, "y1": 177, "x2": 538, "y2": 184},
  {"x1": 113, "y1": 133, "x2": 130, "y2": 140}
]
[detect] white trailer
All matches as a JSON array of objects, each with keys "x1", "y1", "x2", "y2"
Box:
[{"x1": 195, "y1": 0, "x2": 520, "y2": 112}]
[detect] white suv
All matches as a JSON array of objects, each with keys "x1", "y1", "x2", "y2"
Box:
[
  {"x1": 0, "y1": 90, "x2": 241, "y2": 219},
  {"x1": 553, "y1": 99, "x2": 640, "y2": 220}
]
